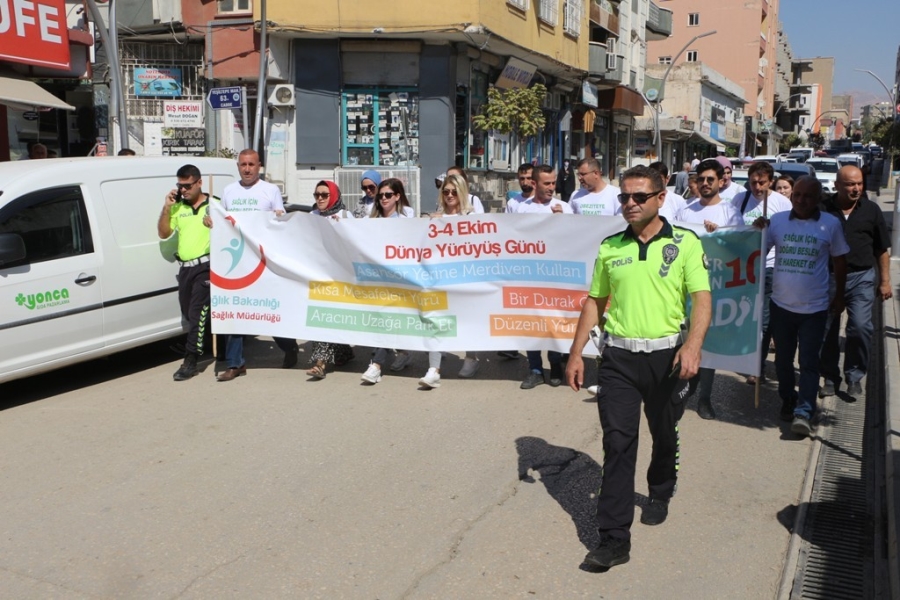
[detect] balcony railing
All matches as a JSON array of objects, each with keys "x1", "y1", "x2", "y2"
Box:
[
  {"x1": 646, "y1": 1, "x2": 672, "y2": 39},
  {"x1": 590, "y1": 0, "x2": 619, "y2": 36},
  {"x1": 588, "y1": 41, "x2": 623, "y2": 83}
]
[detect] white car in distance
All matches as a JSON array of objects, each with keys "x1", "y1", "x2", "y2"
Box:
[{"x1": 805, "y1": 157, "x2": 839, "y2": 194}]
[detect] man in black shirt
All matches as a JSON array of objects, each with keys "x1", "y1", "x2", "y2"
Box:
[{"x1": 819, "y1": 165, "x2": 893, "y2": 398}]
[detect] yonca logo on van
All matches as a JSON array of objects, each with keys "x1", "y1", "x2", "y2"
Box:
[{"x1": 15, "y1": 288, "x2": 71, "y2": 310}]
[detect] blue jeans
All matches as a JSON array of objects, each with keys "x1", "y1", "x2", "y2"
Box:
[
  {"x1": 820, "y1": 268, "x2": 876, "y2": 386},
  {"x1": 527, "y1": 350, "x2": 562, "y2": 373},
  {"x1": 225, "y1": 335, "x2": 244, "y2": 368},
  {"x1": 770, "y1": 302, "x2": 828, "y2": 420}
]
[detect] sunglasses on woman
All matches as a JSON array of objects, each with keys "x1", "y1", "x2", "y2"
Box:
[
  {"x1": 442, "y1": 188, "x2": 459, "y2": 197},
  {"x1": 376, "y1": 191, "x2": 397, "y2": 200},
  {"x1": 313, "y1": 192, "x2": 330, "y2": 199}
]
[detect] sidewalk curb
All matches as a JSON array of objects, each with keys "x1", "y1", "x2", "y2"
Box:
[{"x1": 885, "y1": 254, "x2": 900, "y2": 600}]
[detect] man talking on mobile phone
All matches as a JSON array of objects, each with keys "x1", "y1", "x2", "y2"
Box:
[
  {"x1": 157, "y1": 164, "x2": 213, "y2": 381},
  {"x1": 566, "y1": 165, "x2": 712, "y2": 569}
]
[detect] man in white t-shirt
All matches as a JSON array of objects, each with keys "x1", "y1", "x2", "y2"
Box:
[
  {"x1": 512, "y1": 165, "x2": 571, "y2": 389},
  {"x1": 569, "y1": 157, "x2": 620, "y2": 216},
  {"x1": 715, "y1": 156, "x2": 742, "y2": 200},
  {"x1": 732, "y1": 161, "x2": 792, "y2": 385},
  {"x1": 764, "y1": 176, "x2": 848, "y2": 437},
  {"x1": 677, "y1": 158, "x2": 742, "y2": 421},
  {"x1": 505, "y1": 164, "x2": 535, "y2": 214},
  {"x1": 217, "y1": 149, "x2": 296, "y2": 381}
]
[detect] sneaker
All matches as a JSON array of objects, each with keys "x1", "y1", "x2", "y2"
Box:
[
  {"x1": 361, "y1": 363, "x2": 382, "y2": 384},
  {"x1": 584, "y1": 535, "x2": 631, "y2": 569},
  {"x1": 819, "y1": 380, "x2": 836, "y2": 398},
  {"x1": 847, "y1": 381, "x2": 863, "y2": 397},
  {"x1": 640, "y1": 499, "x2": 669, "y2": 526},
  {"x1": 173, "y1": 354, "x2": 199, "y2": 381},
  {"x1": 390, "y1": 351, "x2": 411, "y2": 372},
  {"x1": 520, "y1": 371, "x2": 545, "y2": 390},
  {"x1": 282, "y1": 348, "x2": 298, "y2": 369},
  {"x1": 779, "y1": 398, "x2": 796, "y2": 422},
  {"x1": 458, "y1": 357, "x2": 480, "y2": 379},
  {"x1": 791, "y1": 415, "x2": 812, "y2": 437},
  {"x1": 549, "y1": 363, "x2": 563, "y2": 387},
  {"x1": 419, "y1": 368, "x2": 441, "y2": 388},
  {"x1": 696, "y1": 397, "x2": 716, "y2": 420},
  {"x1": 587, "y1": 385, "x2": 599, "y2": 395},
  {"x1": 497, "y1": 350, "x2": 519, "y2": 359}
]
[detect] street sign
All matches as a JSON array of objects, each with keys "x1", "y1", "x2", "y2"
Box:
[{"x1": 207, "y1": 86, "x2": 243, "y2": 110}]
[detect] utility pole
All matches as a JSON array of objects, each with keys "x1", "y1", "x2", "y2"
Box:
[{"x1": 85, "y1": 0, "x2": 128, "y2": 151}]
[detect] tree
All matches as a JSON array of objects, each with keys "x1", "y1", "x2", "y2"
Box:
[
  {"x1": 779, "y1": 132, "x2": 800, "y2": 153},
  {"x1": 873, "y1": 118, "x2": 900, "y2": 170},
  {"x1": 472, "y1": 84, "x2": 548, "y2": 140}
]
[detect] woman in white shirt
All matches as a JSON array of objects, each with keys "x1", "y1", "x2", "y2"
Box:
[{"x1": 361, "y1": 179, "x2": 414, "y2": 383}]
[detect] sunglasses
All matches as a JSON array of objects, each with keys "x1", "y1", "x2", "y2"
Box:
[
  {"x1": 313, "y1": 192, "x2": 330, "y2": 199},
  {"x1": 442, "y1": 189, "x2": 459, "y2": 196},
  {"x1": 376, "y1": 191, "x2": 397, "y2": 200},
  {"x1": 176, "y1": 180, "x2": 198, "y2": 190},
  {"x1": 698, "y1": 176, "x2": 718, "y2": 184},
  {"x1": 361, "y1": 184, "x2": 377, "y2": 192},
  {"x1": 617, "y1": 190, "x2": 663, "y2": 205}
]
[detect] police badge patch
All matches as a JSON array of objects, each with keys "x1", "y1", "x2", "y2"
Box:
[
  {"x1": 702, "y1": 253, "x2": 709, "y2": 270},
  {"x1": 662, "y1": 244, "x2": 679, "y2": 264}
]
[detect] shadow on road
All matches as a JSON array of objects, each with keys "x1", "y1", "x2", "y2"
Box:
[{"x1": 515, "y1": 436, "x2": 602, "y2": 550}]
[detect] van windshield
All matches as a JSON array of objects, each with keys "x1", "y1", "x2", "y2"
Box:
[{"x1": 809, "y1": 162, "x2": 838, "y2": 173}]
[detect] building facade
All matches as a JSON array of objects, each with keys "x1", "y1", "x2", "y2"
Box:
[{"x1": 649, "y1": 0, "x2": 781, "y2": 154}]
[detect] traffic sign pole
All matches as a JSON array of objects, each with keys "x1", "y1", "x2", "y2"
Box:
[{"x1": 242, "y1": 87, "x2": 249, "y2": 150}]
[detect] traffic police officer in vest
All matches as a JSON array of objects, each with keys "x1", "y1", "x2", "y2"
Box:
[
  {"x1": 157, "y1": 164, "x2": 213, "y2": 381},
  {"x1": 566, "y1": 164, "x2": 712, "y2": 569}
]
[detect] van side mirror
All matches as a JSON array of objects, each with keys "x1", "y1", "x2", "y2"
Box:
[{"x1": 0, "y1": 233, "x2": 26, "y2": 266}]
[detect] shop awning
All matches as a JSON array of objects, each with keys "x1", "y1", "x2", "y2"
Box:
[
  {"x1": 0, "y1": 77, "x2": 75, "y2": 111},
  {"x1": 691, "y1": 130, "x2": 725, "y2": 152}
]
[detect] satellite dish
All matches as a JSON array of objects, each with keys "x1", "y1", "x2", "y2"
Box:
[{"x1": 646, "y1": 88, "x2": 659, "y2": 102}]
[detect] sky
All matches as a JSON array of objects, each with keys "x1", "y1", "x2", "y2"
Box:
[{"x1": 779, "y1": 0, "x2": 898, "y2": 104}]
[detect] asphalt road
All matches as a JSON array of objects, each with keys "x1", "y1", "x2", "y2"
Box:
[{"x1": 0, "y1": 338, "x2": 809, "y2": 599}]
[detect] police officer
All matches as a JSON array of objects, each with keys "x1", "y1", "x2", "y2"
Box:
[
  {"x1": 157, "y1": 164, "x2": 212, "y2": 381},
  {"x1": 566, "y1": 164, "x2": 712, "y2": 569}
]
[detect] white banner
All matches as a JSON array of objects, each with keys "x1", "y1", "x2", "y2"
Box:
[
  {"x1": 209, "y1": 205, "x2": 763, "y2": 367},
  {"x1": 164, "y1": 100, "x2": 203, "y2": 128}
]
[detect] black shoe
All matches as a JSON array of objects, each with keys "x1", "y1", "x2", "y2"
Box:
[
  {"x1": 819, "y1": 380, "x2": 836, "y2": 398},
  {"x1": 584, "y1": 535, "x2": 631, "y2": 569},
  {"x1": 173, "y1": 354, "x2": 199, "y2": 381},
  {"x1": 549, "y1": 363, "x2": 563, "y2": 387},
  {"x1": 497, "y1": 350, "x2": 519, "y2": 359},
  {"x1": 640, "y1": 499, "x2": 669, "y2": 526},
  {"x1": 520, "y1": 371, "x2": 545, "y2": 390},
  {"x1": 847, "y1": 381, "x2": 863, "y2": 397},
  {"x1": 697, "y1": 397, "x2": 716, "y2": 420},
  {"x1": 779, "y1": 399, "x2": 795, "y2": 422},
  {"x1": 282, "y1": 348, "x2": 298, "y2": 369}
]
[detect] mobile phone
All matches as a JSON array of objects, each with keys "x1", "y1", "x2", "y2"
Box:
[
  {"x1": 175, "y1": 189, "x2": 183, "y2": 202},
  {"x1": 669, "y1": 362, "x2": 682, "y2": 378}
]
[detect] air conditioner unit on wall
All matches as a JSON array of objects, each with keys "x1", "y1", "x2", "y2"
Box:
[
  {"x1": 267, "y1": 84, "x2": 295, "y2": 107},
  {"x1": 606, "y1": 53, "x2": 618, "y2": 71}
]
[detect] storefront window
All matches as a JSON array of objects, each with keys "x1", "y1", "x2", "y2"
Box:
[{"x1": 342, "y1": 88, "x2": 418, "y2": 166}]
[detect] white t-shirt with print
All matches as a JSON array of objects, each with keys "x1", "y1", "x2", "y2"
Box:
[
  {"x1": 505, "y1": 193, "x2": 532, "y2": 214},
  {"x1": 659, "y1": 192, "x2": 690, "y2": 222},
  {"x1": 676, "y1": 198, "x2": 743, "y2": 228},
  {"x1": 732, "y1": 190, "x2": 793, "y2": 268},
  {"x1": 221, "y1": 178, "x2": 284, "y2": 212},
  {"x1": 515, "y1": 197, "x2": 574, "y2": 214},
  {"x1": 570, "y1": 185, "x2": 621, "y2": 216},
  {"x1": 765, "y1": 211, "x2": 849, "y2": 314}
]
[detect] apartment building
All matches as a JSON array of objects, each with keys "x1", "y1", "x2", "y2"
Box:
[{"x1": 648, "y1": 0, "x2": 781, "y2": 154}]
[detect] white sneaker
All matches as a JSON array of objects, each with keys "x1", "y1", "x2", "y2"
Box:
[
  {"x1": 458, "y1": 357, "x2": 480, "y2": 378},
  {"x1": 419, "y1": 368, "x2": 441, "y2": 388},
  {"x1": 587, "y1": 385, "x2": 599, "y2": 395},
  {"x1": 390, "y1": 351, "x2": 411, "y2": 372},
  {"x1": 361, "y1": 363, "x2": 382, "y2": 384}
]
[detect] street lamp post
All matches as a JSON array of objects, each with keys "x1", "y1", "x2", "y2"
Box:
[{"x1": 652, "y1": 30, "x2": 717, "y2": 161}]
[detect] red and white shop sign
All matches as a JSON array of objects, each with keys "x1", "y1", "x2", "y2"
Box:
[{"x1": 0, "y1": 0, "x2": 71, "y2": 70}]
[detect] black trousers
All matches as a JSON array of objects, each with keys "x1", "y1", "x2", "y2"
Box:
[
  {"x1": 595, "y1": 345, "x2": 689, "y2": 541},
  {"x1": 177, "y1": 262, "x2": 210, "y2": 357}
]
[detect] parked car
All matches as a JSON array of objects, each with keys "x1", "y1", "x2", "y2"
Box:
[
  {"x1": 786, "y1": 147, "x2": 814, "y2": 163},
  {"x1": 836, "y1": 153, "x2": 864, "y2": 169},
  {"x1": 0, "y1": 156, "x2": 239, "y2": 384},
  {"x1": 869, "y1": 145, "x2": 883, "y2": 158},
  {"x1": 773, "y1": 162, "x2": 816, "y2": 182},
  {"x1": 805, "y1": 157, "x2": 839, "y2": 194},
  {"x1": 752, "y1": 155, "x2": 781, "y2": 164}
]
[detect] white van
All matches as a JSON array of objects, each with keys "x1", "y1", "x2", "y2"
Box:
[
  {"x1": 836, "y1": 153, "x2": 864, "y2": 169},
  {"x1": 0, "y1": 156, "x2": 238, "y2": 384}
]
